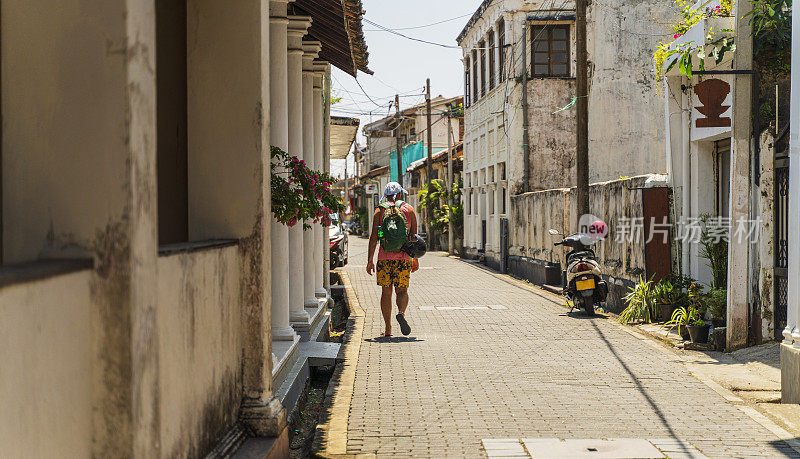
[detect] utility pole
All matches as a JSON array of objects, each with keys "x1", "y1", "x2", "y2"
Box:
[
  {"x1": 395, "y1": 94, "x2": 403, "y2": 187},
  {"x1": 575, "y1": 0, "x2": 590, "y2": 226},
  {"x1": 426, "y1": 78, "x2": 434, "y2": 241},
  {"x1": 447, "y1": 111, "x2": 454, "y2": 255},
  {"x1": 344, "y1": 148, "x2": 348, "y2": 216},
  {"x1": 727, "y1": 0, "x2": 755, "y2": 349},
  {"x1": 521, "y1": 24, "x2": 530, "y2": 193}
]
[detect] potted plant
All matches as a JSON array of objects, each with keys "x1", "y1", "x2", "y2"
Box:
[
  {"x1": 618, "y1": 276, "x2": 658, "y2": 324},
  {"x1": 665, "y1": 306, "x2": 700, "y2": 341},
  {"x1": 653, "y1": 279, "x2": 682, "y2": 322},
  {"x1": 706, "y1": 287, "x2": 727, "y2": 328},
  {"x1": 687, "y1": 316, "x2": 711, "y2": 343}
]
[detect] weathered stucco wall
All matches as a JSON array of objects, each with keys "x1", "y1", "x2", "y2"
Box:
[
  {"x1": 1, "y1": 0, "x2": 132, "y2": 263},
  {"x1": 586, "y1": 0, "x2": 674, "y2": 182},
  {"x1": 0, "y1": 270, "x2": 93, "y2": 457},
  {"x1": 187, "y1": 0, "x2": 264, "y2": 241},
  {"x1": 157, "y1": 246, "x2": 242, "y2": 457},
  {"x1": 510, "y1": 175, "x2": 656, "y2": 310},
  {"x1": 526, "y1": 78, "x2": 577, "y2": 192}
]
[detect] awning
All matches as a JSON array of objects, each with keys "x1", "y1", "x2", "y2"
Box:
[
  {"x1": 330, "y1": 116, "x2": 360, "y2": 159},
  {"x1": 290, "y1": 0, "x2": 372, "y2": 76}
]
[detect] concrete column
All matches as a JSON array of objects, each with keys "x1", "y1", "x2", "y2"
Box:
[
  {"x1": 727, "y1": 0, "x2": 755, "y2": 350},
  {"x1": 312, "y1": 67, "x2": 327, "y2": 298},
  {"x1": 269, "y1": 3, "x2": 296, "y2": 341},
  {"x1": 302, "y1": 41, "x2": 323, "y2": 312},
  {"x1": 781, "y1": 0, "x2": 800, "y2": 402},
  {"x1": 184, "y1": 0, "x2": 285, "y2": 436},
  {"x1": 323, "y1": 64, "x2": 333, "y2": 293},
  {"x1": 287, "y1": 16, "x2": 312, "y2": 327}
]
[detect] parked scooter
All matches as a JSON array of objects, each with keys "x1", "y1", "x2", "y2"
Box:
[{"x1": 549, "y1": 228, "x2": 608, "y2": 315}]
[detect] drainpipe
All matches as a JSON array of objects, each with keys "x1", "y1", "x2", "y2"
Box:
[
  {"x1": 521, "y1": 21, "x2": 530, "y2": 193},
  {"x1": 681, "y1": 84, "x2": 692, "y2": 277}
]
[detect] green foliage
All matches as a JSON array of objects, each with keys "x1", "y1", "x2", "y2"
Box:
[
  {"x1": 418, "y1": 177, "x2": 463, "y2": 234},
  {"x1": 354, "y1": 206, "x2": 369, "y2": 230},
  {"x1": 706, "y1": 287, "x2": 728, "y2": 320},
  {"x1": 652, "y1": 0, "x2": 736, "y2": 82},
  {"x1": 745, "y1": 0, "x2": 792, "y2": 55},
  {"x1": 446, "y1": 102, "x2": 464, "y2": 118},
  {"x1": 665, "y1": 305, "x2": 701, "y2": 329},
  {"x1": 698, "y1": 214, "x2": 728, "y2": 290},
  {"x1": 331, "y1": 90, "x2": 343, "y2": 106},
  {"x1": 271, "y1": 146, "x2": 344, "y2": 229},
  {"x1": 653, "y1": 278, "x2": 689, "y2": 307},
  {"x1": 619, "y1": 276, "x2": 659, "y2": 324}
]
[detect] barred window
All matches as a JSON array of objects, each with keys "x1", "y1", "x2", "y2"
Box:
[
  {"x1": 488, "y1": 31, "x2": 495, "y2": 90},
  {"x1": 497, "y1": 18, "x2": 506, "y2": 81},
  {"x1": 531, "y1": 25, "x2": 570, "y2": 77}
]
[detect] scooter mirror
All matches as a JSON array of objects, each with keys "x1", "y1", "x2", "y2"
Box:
[{"x1": 548, "y1": 229, "x2": 561, "y2": 236}]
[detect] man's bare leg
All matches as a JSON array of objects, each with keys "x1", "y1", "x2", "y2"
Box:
[
  {"x1": 395, "y1": 287, "x2": 409, "y2": 315},
  {"x1": 380, "y1": 286, "x2": 393, "y2": 335}
]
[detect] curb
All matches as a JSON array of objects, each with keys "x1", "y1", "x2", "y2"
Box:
[{"x1": 312, "y1": 271, "x2": 365, "y2": 458}]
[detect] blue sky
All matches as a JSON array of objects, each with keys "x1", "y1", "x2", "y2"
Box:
[{"x1": 330, "y1": 0, "x2": 484, "y2": 177}]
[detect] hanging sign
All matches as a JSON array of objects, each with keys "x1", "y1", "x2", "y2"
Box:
[
  {"x1": 365, "y1": 184, "x2": 378, "y2": 194},
  {"x1": 694, "y1": 79, "x2": 731, "y2": 128}
]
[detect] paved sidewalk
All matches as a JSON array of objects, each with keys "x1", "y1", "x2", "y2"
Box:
[{"x1": 329, "y1": 237, "x2": 799, "y2": 458}]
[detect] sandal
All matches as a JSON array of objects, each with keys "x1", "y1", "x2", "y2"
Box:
[
  {"x1": 396, "y1": 314, "x2": 411, "y2": 336},
  {"x1": 380, "y1": 332, "x2": 392, "y2": 338}
]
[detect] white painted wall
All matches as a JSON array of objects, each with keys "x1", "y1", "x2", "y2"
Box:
[
  {"x1": 157, "y1": 247, "x2": 242, "y2": 457},
  {"x1": 0, "y1": 270, "x2": 93, "y2": 457}
]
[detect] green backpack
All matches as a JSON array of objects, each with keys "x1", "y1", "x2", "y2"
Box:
[{"x1": 378, "y1": 201, "x2": 409, "y2": 252}]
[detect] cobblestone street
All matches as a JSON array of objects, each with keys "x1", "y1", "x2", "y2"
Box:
[{"x1": 326, "y1": 237, "x2": 800, "y2": 458}]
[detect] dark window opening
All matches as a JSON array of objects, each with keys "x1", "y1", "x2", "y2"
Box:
[
  {"x1": 498, "y1": 18, "x2": 506, "y2": 81},
  {"x1": 531, "y1": 25, "x2": 570, "y2": 77},
  {"x1": 479, "y1": 39, "x2": 486, "y2": 97},
  {"x1": 156, "y1": 0, "x2": 189, "y2": 245},
  {"x1": 465, "y1": 57, "x2": 471, "y2": 107},
  {"x1": 715, "y1": 138, "x2": 731, "y2": 219},
  {"x1": 502, "y1": 187, "x2": 507, "y2": 214},
  {"x1": 472, "y1": 50, "x2": 479, "y2": 102},
  {"x1": 488, "y1": 31, "x2": 495, "y2": 91}
]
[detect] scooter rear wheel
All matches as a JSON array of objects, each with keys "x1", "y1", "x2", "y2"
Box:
[{"x1": 582, "y1": 297, "x2": 595, "y2": 315}]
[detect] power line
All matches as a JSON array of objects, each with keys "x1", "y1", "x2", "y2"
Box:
[
  {"x1": 363, "y1": 12, "x2": 473, "y2": 32},
  {"x1": 362, "y1": 18, "x2": 463, "y2": 49}
]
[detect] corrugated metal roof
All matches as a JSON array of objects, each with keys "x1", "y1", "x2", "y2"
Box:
[
  {"x1": 290, "y1": 0, "x2": 371, "y2": 76},
  {"x1": 330, "y1": 116, "x2": 360, "y2": 159}
]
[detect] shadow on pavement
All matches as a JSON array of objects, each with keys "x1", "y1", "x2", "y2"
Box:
[
  {"x1": 364, "y1": 336, "x2": 425, "y2": 344},
  {"x1": 591, "y1": 321, "x2": 683, "y2": 444},
  {"x1": 562, "y1": 311, "x2": 608, "y2": 319}
]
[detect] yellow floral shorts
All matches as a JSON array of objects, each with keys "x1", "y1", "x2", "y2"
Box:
[{"x1": 376, "y1": 259, "x2": 412, "y2": 289}]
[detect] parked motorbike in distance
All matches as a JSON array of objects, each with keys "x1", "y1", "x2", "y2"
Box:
[
  {"x1": 346, "y1": 220, "x2": 362, "y2": 236},
  {"x1": 549, "y1": 229, "x2": 608, "y2": 315}
]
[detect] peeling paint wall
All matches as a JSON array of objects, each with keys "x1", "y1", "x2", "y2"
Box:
[
  {"x1": 759, "y1": 130, "x2": 776, "y2": 340},
  {"x1": 527, "y1": 78, "x2": 577, "y2": 192},
  {"x1": 0, "y1": 270, "x2": 93, "y2": 457},
  {"x1": 510, "y1": 175, "x2": 656, "y2": 310},
  {"x1": 157, "y1": 247, "x2": 242, "y2": 458},
  {"x1": 586, "y1": 0, "x2": 673, "y2": 182}
]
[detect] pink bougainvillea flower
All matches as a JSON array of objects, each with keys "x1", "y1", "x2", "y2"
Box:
[{"x1": 674, "y1": 33, "x2": 683, "y2": 39}]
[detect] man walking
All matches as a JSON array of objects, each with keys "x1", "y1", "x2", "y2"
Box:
[{"x1": 366, "y1": 182, "x2": 419, "y2": 337}]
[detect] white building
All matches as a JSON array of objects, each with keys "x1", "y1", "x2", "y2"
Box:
[
  {"x1": 457, "y1": 0, "x2": 673, "y2": 272},
  {"x1": 356, "y1": 96, "x2": 461, "y2": 232}
]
